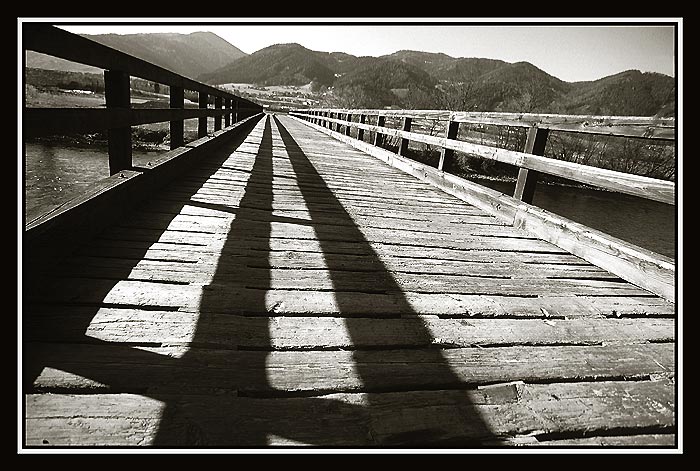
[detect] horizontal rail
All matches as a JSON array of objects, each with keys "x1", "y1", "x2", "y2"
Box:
[
  {"x1": 302, "y1": 108, "x2": 675, "y2": 140},
  {"x1": 24, "y1": 107, "x2": 262, "y2": 136},
  {"x1": 23, "y1": 23, "x2": 257, "y2": 107},
  {"x1": 291, "y1": 110, "x2": 675, "y2": 205},
  {"x1": 290, "y1": 114, "x2": 675, "y2": 302}
]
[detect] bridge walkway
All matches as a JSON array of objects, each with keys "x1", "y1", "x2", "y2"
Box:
[{"x1": 24, "y1": 113, "x2": 675, "y2": 447}]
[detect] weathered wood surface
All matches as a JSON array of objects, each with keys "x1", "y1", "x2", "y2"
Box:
[
  {"x1": 24, "y1": 114, "x2": 676, "y2": 449},
  {"x1": 26, "y1": 378, "x2": 674, "y2": 447},
  {"x1": 292, "y1": 114, "x2": 675, "y2": 301}
]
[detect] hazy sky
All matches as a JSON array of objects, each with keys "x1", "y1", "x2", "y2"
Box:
[{"x1": 55, "y1": 18, "x2": 679, "y2": 83}]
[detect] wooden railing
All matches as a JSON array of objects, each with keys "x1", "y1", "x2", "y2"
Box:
[
  {"x1": 23, "y1": 23, "x2": 263, "y2": 175},
  {"x1": 23, "y1": 23, "x2": 265, "y2": 270},
  {"x1": 290, "y1": 108, "x2": 677, "y2": 302},
  {"x1": 292, "y1": 109, "x2": 675, "y2": 204}
]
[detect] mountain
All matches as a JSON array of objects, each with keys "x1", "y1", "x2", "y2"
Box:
[
  {"x1": 559, "y1": 70, "x2": 676, "y2": 117},
  {"x1": 331, "y1": 57, "x2": 439, "y2": 108},
  {"x1": 25, "y1": 51, "x2": 103, "y2": 74},
  {"x1": 198, "y1": 43, "x2": 337, "y2": 87},
  {"x1": 386, "y1": 51, "x2": 506, "y2": 82},
  {"x1": 25, "y1": 31, "x2": 247, "y2": 79},
  {"x1": 457, "y1": 61, "x2": 576, "y2": 112},
  {"x1": 199, "y1": 43, "x2": 674, "y2": 115},
  {"x1": 25, "y1": 28, "x2": 675, "y2": 116}
]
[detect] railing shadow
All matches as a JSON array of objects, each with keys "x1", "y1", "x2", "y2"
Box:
[{"x1": 25, "y1": 114, "x2": 496, "y2": 447}]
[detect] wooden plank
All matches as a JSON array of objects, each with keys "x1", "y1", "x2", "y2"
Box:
[
  {"x1": 54, "y1": 252, "x2": 617, "y2": 281},
  {"x1": 113, "y1": 211, "x2": 540, "y2": 241},
  {"x1": 531, "y1": 434, "x2": 676, "y2": 447},
  {"x1": 25, "y1": 264, "x2": 675, "y2": 317},
  {"x1": 96, "y1": 227, "x2": 565, "y2": 255},
  {"x1": 139, "y1": 187, "x2": 492, "y2": 216},
  {"x1": 27, "y1": 256, "x2": 651, "y2": 310},
  {"x1": 75, "y1": 239, "x2": 587, "y2": 265},
  {"x1": 38, "y1": 254, "x2": 638, "y2": 294},
  {"x1": 289, "y1": 116, "x2": 675, "y2": 301},
  {"x1": 131, "y1": 202, "x2": 507, "y2": 230},
  {"x1": 26, "y1": 342, "x2": 674, "y2": 394},
  {"x1": 80, "y1": 246, "x2": 586, "y2": 270},
  {"x1": 25, "y1": 307, "x2": 674, "y2": 349},
  {"x1": 25, "y1": 378, "x2": 674, "y2": 446}
]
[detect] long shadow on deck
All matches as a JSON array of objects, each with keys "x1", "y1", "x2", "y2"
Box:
[
  {"x1": 25, "y1": 114, "x2": 496, "y2": 447},
  {"x1": 152, "y1": 115, "x2": 495, "y2": 446}
]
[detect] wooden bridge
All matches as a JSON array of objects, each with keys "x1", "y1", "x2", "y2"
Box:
[{"x1": 22, "y1": 25, "x2": 678, "y2": 449}]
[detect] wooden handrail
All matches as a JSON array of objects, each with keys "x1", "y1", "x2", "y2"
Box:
[
  {"x1": 291, "y1": 109, "x2": 676, "y2": 205},
  {"x1": 23, "y1": 23, "x2": 263, "y2": 175},
  {"x1": 300, "y1": 108, "x2": 675, "y2": 140}
]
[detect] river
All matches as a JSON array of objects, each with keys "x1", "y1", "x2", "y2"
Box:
[
  {"x1": 23, "y1": 142, "x2": 163, "y2": 224},
  {"x1": 23, "y1": 142, "x2": 677, "y2": 259},
  {"x1": 473, "y1": 179, "x2": 676, "y2": 259}
]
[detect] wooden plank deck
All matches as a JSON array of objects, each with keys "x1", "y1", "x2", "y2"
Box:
[{"x1": 23, "y1": 114, "x2": 676, "y2": 448}]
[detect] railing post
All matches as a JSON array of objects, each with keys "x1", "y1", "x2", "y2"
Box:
[
  {"x1": 345, "y1": 113, "x2": 352, "y2": 136},
  {"x1": 398, "y1": 117, "x2": 412, "y2": 156},
  {"x1": 234, "y1": 100, "x2": 239, "y2": 123},
  {"x1": 514, "y1": 126, "x2": 550, "y2": 203},
  {"x1": 215, "y1": 96, "x2": 222, "y2": 131},
  {"x1": 438, "y1": 119, "x2": 460, "y2": 171},
  {"x1": 198, "y1": 92, "x2": 208, "y2": 138},
  {"x1": 225, "y1": 98, "x2": 231, "y2": 127},
  {"x1": 374, "y1": 115, "x2": 385, "y2": 147},
  {"x1": 336, "y1": 113, "x2": 342, "y2": 132},
  {"x1": 104, "y1": 69, "x2": 132, "y2": 175},
  {"x1": 325, "y1": 111, "x2": 330, "y2": 128},
  {"x1": 358, "y1": 114, "x2": 366, "y2": 141},
  {"x1": 169, "y1": 85, "x2": 184, "y2": 150}
]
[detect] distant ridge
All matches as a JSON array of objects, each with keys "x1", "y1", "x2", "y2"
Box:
[
  {"x1": 26, "y1": 31, "x2": 247, "y2": 80},
  {"x1": 24, "y1": 30, "x2": 675, "y2": 116},
  {"x1": 200, "y1": 44, "x2": 674, "y2": 116}
]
